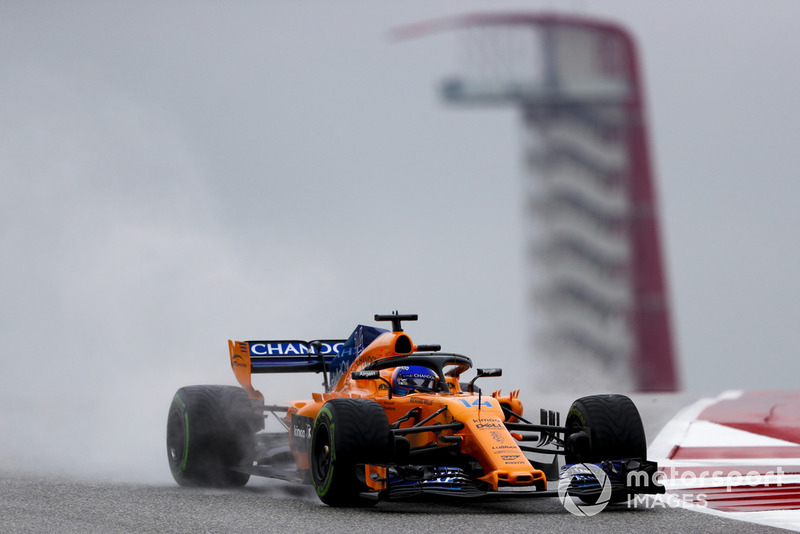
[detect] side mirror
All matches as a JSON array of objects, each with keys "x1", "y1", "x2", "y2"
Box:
[
  {"x1": 468, "y1": 368, "x2": 502, "y2": 393},
  {"x1": 351, "y1": 370, "x2": 393, "y2": 399},
  {"x1": 351, "y1": 370, "x2": 380, "y2": 380}
]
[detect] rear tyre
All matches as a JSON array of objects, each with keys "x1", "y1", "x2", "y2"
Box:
[
  {"x1": 310, "y1": 398, "x2": 391, "y2": 507},
  {"x1": 166, "y1": 385, "x2": 260, "y2": 487}
]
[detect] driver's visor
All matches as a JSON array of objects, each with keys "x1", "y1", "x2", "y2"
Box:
[{"x1": 400, "y1": 377, "x2": 436, "y2": 389}]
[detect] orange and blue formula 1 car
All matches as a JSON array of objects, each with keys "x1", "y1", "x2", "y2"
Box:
[{"x1": 166, "y1": 313, "x2": 664, "y2": 506}]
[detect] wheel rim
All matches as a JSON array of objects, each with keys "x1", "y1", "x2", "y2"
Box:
[
  {"x1": 313, "y1": 425, "x2": 332, "y2": 483},
  {"x1": 166, "y1": 407, "x2": 186, "y2": 471}
]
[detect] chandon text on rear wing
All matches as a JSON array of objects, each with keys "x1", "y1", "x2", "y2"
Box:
[{"x1": 229, "y1": 340, "x2": 346, "y2": 374}]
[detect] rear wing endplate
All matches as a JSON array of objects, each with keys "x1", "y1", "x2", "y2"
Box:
[{"x1": 229, "y1": 339, "x2": 345, "y2": 375}]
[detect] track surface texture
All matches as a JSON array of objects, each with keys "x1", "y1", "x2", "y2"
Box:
[{"x1": 1, "y1": 473, "x2": 789, "y2": 534}]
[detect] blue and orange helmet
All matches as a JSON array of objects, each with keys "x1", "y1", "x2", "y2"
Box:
[{"x1": 392, "y1": 365, "x2": 439, "y2": 396}]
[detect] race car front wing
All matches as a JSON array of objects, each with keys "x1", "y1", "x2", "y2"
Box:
[{"x1": 359, "y1": 458, "x2": 664, "y2": 502}]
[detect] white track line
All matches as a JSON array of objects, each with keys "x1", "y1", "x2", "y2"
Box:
[{"x1": 647, "y1": 390, "x2": 800, "y2": 532}]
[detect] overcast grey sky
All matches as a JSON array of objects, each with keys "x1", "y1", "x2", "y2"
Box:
[{"x1": 2, "y1": 1, "x2": 800, "y2": 480}]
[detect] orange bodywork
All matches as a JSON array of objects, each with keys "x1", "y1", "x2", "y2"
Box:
[{"x1": 229, "y1": 329, "x2": 546, "y2": 491}]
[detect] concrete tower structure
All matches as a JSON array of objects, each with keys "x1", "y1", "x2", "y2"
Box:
[{"x1": 404, "y1": 13, "x2": 679, "y2": 392}]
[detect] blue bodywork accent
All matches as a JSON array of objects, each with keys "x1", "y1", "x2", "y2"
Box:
[
  {"x1": 244, "y1": 339, "x2": 345, "y2": 374},
  {"x1": 251, "y1": 357, "x2": 333, "y2": 369},
  {"x1": 328, "y1": 325, "x2": 388, "y2": 387},
  {"x1": 387, "y1": 467, "x2": 472, "y2": 492},
  {"x1": 559, "y1": 459, "x2": 665, "y2": 499}
]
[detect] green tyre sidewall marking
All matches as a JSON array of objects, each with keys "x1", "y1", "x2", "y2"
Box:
[
  {"x1": 315, "y1": 407, "x2": 335, "y2": 497},
  {"x1": 181, "y1": 412, "x2": 189, "y2": 473},
  {"x1": 175, "y1": 393, "x2": 190, "y2": 474}
]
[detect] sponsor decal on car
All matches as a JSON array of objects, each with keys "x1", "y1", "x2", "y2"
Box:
[
  {"x1": 475, "y1": 422, "x2": 504, "y2": 430},
  {"x1": 490, "y1": 430, "x2": 507, "y2": 443},
  {"x1": 249, "y1": 341, "x2": 344, "y2": 357},
  {"x1": 291, "y1": 415, "x2": 314, "y2": 453},
  {"x1": 458, "y1": 397, "x2": 493, "y2": 409}
]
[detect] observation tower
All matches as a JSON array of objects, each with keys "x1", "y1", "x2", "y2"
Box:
[{"x1": 403, "y1": 13, "x2": 679, "y2": 392}]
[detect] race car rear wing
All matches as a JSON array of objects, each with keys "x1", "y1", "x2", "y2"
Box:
[
  {"x1": 229, "y1": 339, "x2": 346, "y2": 374},
  {"x1": 229, "y1": 339, "x2": 347, "y2": 398}
]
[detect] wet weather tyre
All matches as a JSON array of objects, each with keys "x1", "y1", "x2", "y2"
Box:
[
  {"x1": 310, "y1": 398, "x2": 391, "y2": 507},
  {"x1": 564, "y1": 394, "x2": 647, "y2": 464},
  {"x1": 564, "y1": 394, "x2": 647, "y2": 504},
  {"x1": 166, "y1": 385, "x2": 260, "y2": 487}
]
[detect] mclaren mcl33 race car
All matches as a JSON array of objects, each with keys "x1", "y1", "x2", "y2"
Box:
[{"x1": 167, "y1": 313, "x2": 664, "y2": 506}]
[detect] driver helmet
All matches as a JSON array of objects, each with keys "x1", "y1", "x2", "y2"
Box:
[{"x1": 392, "y1": 365, "x2": 439, "y2": 396}]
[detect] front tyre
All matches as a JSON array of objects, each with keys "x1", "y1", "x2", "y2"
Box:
[
  {"x1": 166, "y1": 385, "x2": 260, "y2": 487},
  {"x1": 564, "y1": 394, "x2": 647, "y2": 464},
  {"x1": 311, "y1": 398, "x2": 390, "y2": 507},
  {"x1": 564, "y1": 394, "x2": 647, "y2": 504}
]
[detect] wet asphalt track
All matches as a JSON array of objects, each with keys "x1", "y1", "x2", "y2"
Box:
[
  {"x1": 0, "y1": 473, "x2": 787, "y2": 534},
  {"x1": 1, "y1": 393, "x2": 792, "y2": 533}
]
